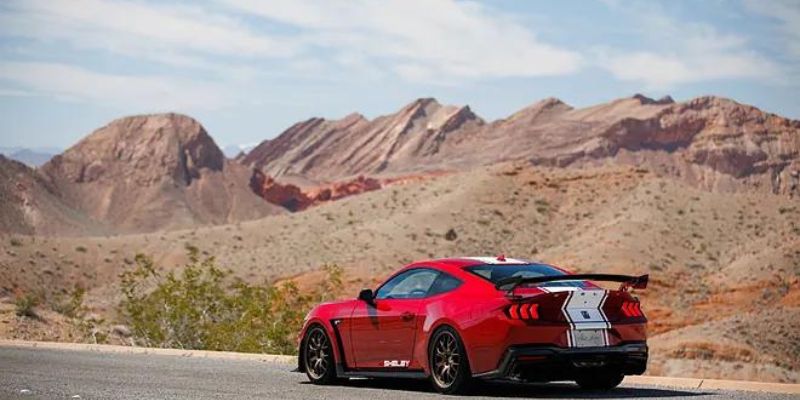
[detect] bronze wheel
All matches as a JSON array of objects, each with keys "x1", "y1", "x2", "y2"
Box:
[
  {"x1": 303, "y1": 326, "x2": 336, "y2": 384},
  {"x1": 429, "y1": 326, "x2": 471, "y2": 394}
]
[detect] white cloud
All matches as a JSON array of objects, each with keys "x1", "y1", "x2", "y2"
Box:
[
  {"x1": 600, "y1": 49, "x2": 779, "y2": 89},
  {"x1": 0, "y1": 62, "x2": 232, "y2": 111},
  {"x1": 597, "y1": 2, "x2": 783, "y2": 88},
  {"x1": 744, "y1": 0, "x2": 800, "y2": 59},
  {"x1": 0, "y1": 88, "x2": 38, "y2": 97},
  {"x1": 220, "y1": 0, "x2": 582, "y2": 83},
  {"x1": 0, "y1": 0, "x2": 296, "y2": 68},
  {"x1": 0, "y1": 0, "x2": 791, "y2": 111},
  {"x1": 0, "y1": 0, "x2": 582, "y2": 85}
]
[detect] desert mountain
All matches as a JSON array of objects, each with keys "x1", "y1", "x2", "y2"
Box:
[
  {"x1": 243, "y1": 95, "x2": 800, "y2": 196},
  {"x1": 37, "y1": 113, "x2": 284, "y2": 234},
  {"x1": 0, "y1": 155, "x2": 107, "y2": 236},
  {"x1": 4, "y1": 95, "x2": 797, "y2": 236},
  {"x1": 513, "y1": 95, "x2": 800, "y2": 196},
  {"x1": 0, "y1": 147, "x2": 58, "y2": 167},
  {"x1": 241, "y1": 98, "x2": 485, "y2": 182}
]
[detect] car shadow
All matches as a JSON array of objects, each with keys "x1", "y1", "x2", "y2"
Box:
[{"x1": 325, "y1": 378, "x2": 711, "y2": 398}]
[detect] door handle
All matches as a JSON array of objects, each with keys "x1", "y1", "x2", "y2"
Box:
[{"x1": 401, "y1": 312, "x2": 415, "y2": 321}]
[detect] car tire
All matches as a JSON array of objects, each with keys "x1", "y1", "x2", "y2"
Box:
[
  {"x1": 575, "y1": 371, "x2": 624, "y2": 390},
  {"x1": 302, "y1": 325, "x2": 338, "y2": 385},
  {"x1": 428, "y1": 326, "x2": 472, "y2": 394}
]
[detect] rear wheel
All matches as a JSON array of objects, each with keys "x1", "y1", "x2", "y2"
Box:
[
  {"x1": 429, "y1": 326, "x2": 472, "y2": 394},
  {"x1": 303, "y1": 325, "x2": 337, "y2": 385},
  {"x1": 575, "y1": 371, "x2": 624, "y2": 390}
]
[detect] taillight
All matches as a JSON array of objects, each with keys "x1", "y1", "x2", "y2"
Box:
[
  {"x1": 507, "y1": 303, "x2": 539, "y2": 320},
  {"x1": 621, "y1": 301, "x2": 643, "y2": 317}
]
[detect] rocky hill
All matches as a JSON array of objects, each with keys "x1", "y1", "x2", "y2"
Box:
[
  {"x1": 241, "y1": 98, "x2": 485, "y2": 182},
  {"x1": 0, "y1": 155, "x2": 107, "y2": 236},
  {"x1": 243, "y1": 95, "x2": 800, "y2": 196},
  {"x1": 32, "y1": 113, "x2": 284, "y2": 234},
  {"x1": 518, "y1": 95, "x2": 800, "y2": 196},
  {"x1": 0, "y1": 148, "x2": 57, "y2": 167}
]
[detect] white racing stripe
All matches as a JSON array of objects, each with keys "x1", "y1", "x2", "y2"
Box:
[
  {"x1": 462, "y1": 256, "x2": 530, "y2": 264},
  {"x1": 560, "y1": 289, "x2": 611, "y2": 347},
  {"x1": 561, "y1": 291, "x2": 575, "y2": 347},
  {"x1": 539, "y1": 286, "x2": 581, "y2": 293}
]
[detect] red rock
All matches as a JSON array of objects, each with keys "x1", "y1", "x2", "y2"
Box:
[
  {"x1": 249, "y1": 173, "x2": 384, "y2": 211},
  {"x1": 249, "y1": 170, "x2": 311, "y2": 212}
]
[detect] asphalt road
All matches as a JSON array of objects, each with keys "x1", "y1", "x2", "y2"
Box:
[{"x1": 0, "y1": 346, "x2": 795, "y2": 400}]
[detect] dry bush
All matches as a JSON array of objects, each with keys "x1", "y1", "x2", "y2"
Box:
[
  {"x1": 119, "y1": 248, "x2": 343, "y2": 354},
  {"x1": 50, "y1": 286, "x2": 87, "y2": 318},
  {"x1": 15, "y1": 292, "x2": 40, "y2": 318}
]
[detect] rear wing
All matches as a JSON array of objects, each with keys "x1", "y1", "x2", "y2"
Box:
[{"x1": 495, "y1": 273, "x2": 649, "y2": 292}]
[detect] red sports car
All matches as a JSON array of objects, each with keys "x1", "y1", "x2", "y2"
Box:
[{"x1": 297, "y1": 256, "x2": 648, "y2": 394}]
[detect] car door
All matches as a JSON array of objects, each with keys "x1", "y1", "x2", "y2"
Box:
[{"x1": 349, "y1": 268, "x2": 440, "y2": 369}]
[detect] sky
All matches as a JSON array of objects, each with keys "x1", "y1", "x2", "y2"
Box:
[{"x1": 0, "y1": 0, "x2": 798, "y2": 151}]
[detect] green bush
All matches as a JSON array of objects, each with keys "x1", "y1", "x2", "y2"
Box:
[
  {"x1": 15, "y1": 293, "x2": 40, "y2": 318},
  {"x1": 50, "y1": 286, "x2": 87, "y2": 319},
  {"x1": 119, "y1": 249, "x2": 343, "y2": 354}
]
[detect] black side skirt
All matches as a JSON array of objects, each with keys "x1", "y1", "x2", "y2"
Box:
[
  {"x1": 335, "y1": 364, "x2": 427, "y2": 379},
  {"x1": 329, "y1": 321, "x2": 428, "y2": 379}
]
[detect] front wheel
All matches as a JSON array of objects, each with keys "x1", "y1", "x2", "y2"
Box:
[
  {"x1": 303, "y1": 325, "x2": 337, "y2": 385},
  {"x1": 575, "y1": 372, "x2": 624, "y2": 390},
  {"x1": 428, "y1": 326, "x2": 472, "y2": 394}
]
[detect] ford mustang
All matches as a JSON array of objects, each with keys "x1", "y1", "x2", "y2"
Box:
[{"x1": 297, "y1": 256, "x2": 648, "y2": 394}]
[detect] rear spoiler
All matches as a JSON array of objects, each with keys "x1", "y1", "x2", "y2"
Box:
[{"x1": 495, "y1": 274, "x2": 649, "y2": 292}]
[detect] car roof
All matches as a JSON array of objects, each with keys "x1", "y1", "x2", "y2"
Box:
[
  {"x1": 387, "y1": 257, "x2": 575, "y2": 291},
  {"x1": 406, "y1": 256, "x2": 554, "y2": 275}
]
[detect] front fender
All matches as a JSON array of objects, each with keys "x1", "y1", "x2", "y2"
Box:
[
  {"x1": 296, "y1": 300, "x2": 358, "y2": 372},
  {"x1": 297, "y1": 317, "x2": 341, "y2": 372}
]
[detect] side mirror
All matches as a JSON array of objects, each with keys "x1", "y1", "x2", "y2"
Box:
[{"x1": 358, "y1": 288, "x2": 374, "y2": 303}]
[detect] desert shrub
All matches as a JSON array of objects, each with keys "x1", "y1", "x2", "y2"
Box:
[
  {"x1": 15, "y1": 293, "x2": 40, "y2": 318},
  {"x1": 50, "y1": 286, "x2": 87, "y2": 318},
  {"x1": 9, "y1": 238, "x2": 23, "y2": 247},
  {"x1": 534, "y1": 199, "x2": 550, "y2": 213},
  {"x1": 119, "y1": 249, "x2": 342, "y2": 354}
]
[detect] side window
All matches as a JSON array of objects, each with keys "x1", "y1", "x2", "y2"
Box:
[
  {"x1": 428, "y1": 273, "x2": 463, "y2": 296},
  {"x1": 375, "y1": 269, "x2": 440, "y2": 300}
]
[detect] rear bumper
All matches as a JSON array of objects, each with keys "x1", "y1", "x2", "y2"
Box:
[{"x1": 472, "y1": 342, "x2": 648, "y2": 381}]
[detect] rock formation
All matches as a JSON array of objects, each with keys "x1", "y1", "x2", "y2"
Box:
[
  {"x1": 37, "y1": 113, "x2": 283, "y2": 233},
  {"x1": 243, "y1": 95, "x2": 800, "y2": 196}
]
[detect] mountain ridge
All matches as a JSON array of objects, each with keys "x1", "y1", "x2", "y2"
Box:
[
  {"x1": 2, "y1": 94, "x2": 798, "y2": 236},
  {"x1": 241, "y1": 97, "x2": 485, "y2": 181},
  {"x1": 243, "y1": 94, "x2": 800, "y2": 196}
]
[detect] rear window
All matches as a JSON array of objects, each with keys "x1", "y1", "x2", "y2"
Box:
[{"x1": 465, "y1": 263, "x2": 587, "y2": 288}]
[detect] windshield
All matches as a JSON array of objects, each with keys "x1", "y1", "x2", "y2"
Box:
[{"x1": 465, "y1": 263, "x2": 588, "y2": 288}]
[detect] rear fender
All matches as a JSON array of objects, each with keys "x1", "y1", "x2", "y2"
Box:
[
  {"x1": 417, "y1": 318, "x2": 465, "y2": 376},
  {"x1": 417, "y1": 304, "x2": 470, "y2": 376}
]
